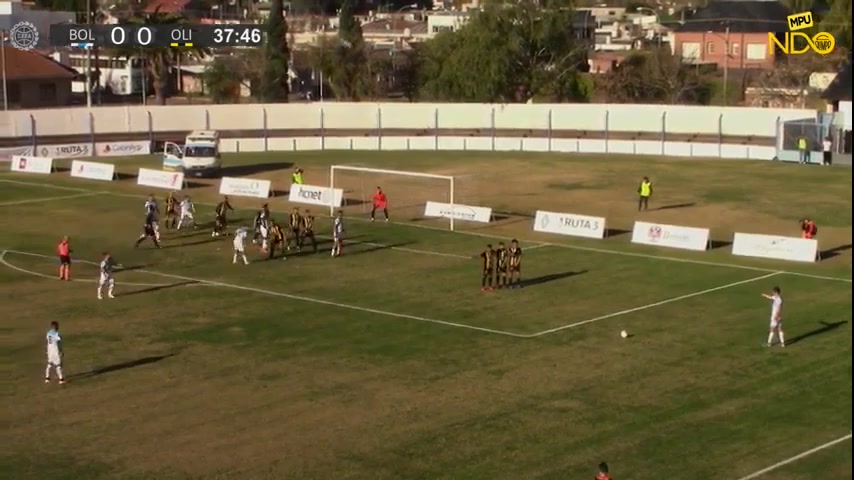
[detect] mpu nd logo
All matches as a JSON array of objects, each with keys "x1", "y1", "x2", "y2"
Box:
[{"x1": 768, "y1": 11, "x2": 836, "y2": 55}]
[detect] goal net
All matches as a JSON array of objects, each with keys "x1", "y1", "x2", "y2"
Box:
[{"x1": 329, "y1": 165, "x2": 481, "y2": 231}]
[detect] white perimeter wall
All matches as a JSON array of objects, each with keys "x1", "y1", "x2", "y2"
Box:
[
  {"x1": 0, "y1": 103, "x2": 818, "y2": 160},
  {"x1": 2, "y1": 103, "x2": 816, "y2": 138}
]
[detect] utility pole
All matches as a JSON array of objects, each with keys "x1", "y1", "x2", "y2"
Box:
[
  {"x1": 1, "y1": 32, "x2": 8, "y2": 111},
  {"x1": 723, "y1": 24, "x2": 730, "y2": 106},
  {"x1": 85, "y1": 0, "x2": 92, "y2": 108}
]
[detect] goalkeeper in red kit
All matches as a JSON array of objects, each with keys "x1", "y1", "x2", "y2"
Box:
[{"x1": 371, "y1": 186, "x2": 389, "y2": 222}]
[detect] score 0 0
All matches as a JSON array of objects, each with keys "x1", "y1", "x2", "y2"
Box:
[{"x1": 108, "y1": 26, "x2": 155, "y2": 47}]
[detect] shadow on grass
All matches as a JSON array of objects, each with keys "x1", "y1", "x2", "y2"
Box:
[
  {"x1": 519, "y1": 269, "x2": 588, "y2": 288},
  {"x1": 605, "y1": 228, "x2": 630, "y2": 238},
  {"x1": 820, "y1": 244, "x2": 852, "y2": 260},
  {"x1": 787, "y1": 321, "x2": 848, "y2": 346},
  {"x1": 654, "y1": 202, "x2": 696, "y2": 211},
  {"x1": 68, "y1": 353, "x2": 176, "y2": 380},
  {"x1": 709, "y1": 239, "x2": 733, "y2": 250},
  {"x1": 120, "y1": 281, "x2": 199, "y2": 296}
]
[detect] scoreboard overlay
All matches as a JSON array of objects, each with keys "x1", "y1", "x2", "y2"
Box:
[{"x1": 50, "y1": 24, "x2": 264, "y2": 49}]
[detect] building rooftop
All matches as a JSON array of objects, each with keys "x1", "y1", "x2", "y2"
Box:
[
  {"x1": 0, "y1": 46, "x2": 77, "y2": 81},
  {"x1": 674, "y1": 0, "x2": 790, "y2": 33}
]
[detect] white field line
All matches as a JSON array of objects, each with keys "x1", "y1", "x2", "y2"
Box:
[
  {"x1": 0, "y1": 250, "x2": 200, "y2": 288},
  {"x1": 734, "y1": 432, "x2": 852, "y2": 480},
  {"x1": 315, "y1": 234, "x2": 471, "y2": 260},
  {"x1": 1, "y1": 178, "x2": 851, "y2": 284},
  {"x1": 526, "y1": 272, "x2": 784, "y2": 337},
  {"x1": 0, "y1": 192, "x2": 103, "y2": 206},
  {"x1": 4, "y1": 249, "x2": 528, "y2": 338},
  {"x1": 522, "y1": 243, "x2": 550, "y2": 251}
]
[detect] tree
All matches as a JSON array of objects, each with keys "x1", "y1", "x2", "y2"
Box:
[
  {"x1": 115, "y1": 8, "x2": 210, "y2": 104},
  {"x1": 603, "y1": 48, "x2": 711, "y2": 104},
  {"x1": 307, "y1": 0, "x2": 372, "y2": 100},
  {"x1": 750, "y1": 50, "x2": 847, "y2": 108},
  {"x1": 260, "y1": 0, "x2": 290, "y2": 102},
  {"x1": 417, "y1": 0, "x2": 590, "y2": 103},
  {"x1": 203, "y1": 57, "x2": 245, "y2": 103}
]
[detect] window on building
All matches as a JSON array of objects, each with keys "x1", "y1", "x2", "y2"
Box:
[
  {"x1": 706, "y1": 42, "x2": 715, "y2": 54},
  {"x1": 730, "y1": 43, "x2": 740, "y2": 56},
  {"x1": 746, "y1": 43, "x2": 767, "y2": 60},
  {"x1": 39, "y1": 83, "x2": 57, "y2": 102},
  {"x1": 5, "y1": 82, "x2": 21, "y2": 103}
]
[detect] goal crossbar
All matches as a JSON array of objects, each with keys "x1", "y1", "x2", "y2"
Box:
[{"x1": 329, "y1": 165, "x2": 460, "y2": 230}]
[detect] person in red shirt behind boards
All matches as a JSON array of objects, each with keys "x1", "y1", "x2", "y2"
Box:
[
  {"x1": 57, "y1": 236, "x2": 72, "y2": 281},
  {"x1": 595, "y1": 462, "x2": 613, "y2": 480},
  {"x1": 371, "y1": 186, "x2": 389, "y2": 222}
]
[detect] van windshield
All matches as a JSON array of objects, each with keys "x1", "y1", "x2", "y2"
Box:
[{"x1": 184, "y1": 146, "x2": 217, "y2": 157}]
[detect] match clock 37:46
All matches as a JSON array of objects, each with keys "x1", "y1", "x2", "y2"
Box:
[{"x1": 209, "y1": 25, "x2": 264, "y2": 47}]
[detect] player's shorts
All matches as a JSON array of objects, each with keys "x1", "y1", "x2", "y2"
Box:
[
  {"x1": 770, "y1": 319, "x2": 782, "y2": 329},
  {"x1": 303, "y1": 229, "x2": 314, "y2": 237},
  {"x1": 144, "y1": 226, "x2": 156, "y2": 237},
  {"x1": 166, "y1": 208, "x2": 177, "y2": 216},
  {"x1": 482, "y1": 268, "x2": 494, "y2": 276},
  {"x1": 59, "y1": 255, "x2": 71, "y2": 265},
  {"x1": 291, "y1": 228, "x2": 300, "y2": 237},
  {"x1": 509, "y1": 265, "x2": 521, "y2": 273},
  {"x1": 259, "y1": 225, "x2": 269, "y2": 239},
  {"x1": 497, "y1": 266, "x2": 508, "y2": 274},
  {"x1": 181, "y1": 211, "x2": 194, "y2": 219},
  {"x1": 233, "y1": 245, "x2": 245, "y2": 254},
  {"x1": 47, "y1": 353, "x2": 62, "y2": 366},
  {"x1": 99, "y1": 274, "x2": 114, "y2": 287}
]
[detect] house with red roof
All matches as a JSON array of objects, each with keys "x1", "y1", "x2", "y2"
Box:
[{"x1": 1, "y1": 46, "x2": 77, "y2": 108}]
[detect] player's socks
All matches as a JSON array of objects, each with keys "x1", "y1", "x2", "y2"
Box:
[
  {"x1": 778, "y1": 332, "x2": 785, "y2": 347},
  {"x1": 44, "y1": 377, "x2": 50, "y2": 384},
  {"x1": 767, "y1": 332, "x2": 775, "y2": 345}
]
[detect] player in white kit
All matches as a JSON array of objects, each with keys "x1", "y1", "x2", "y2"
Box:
[
  {"x1": 254, "y1": 204, "x2": 271, "y2": 252},
  {"x1": 332, "y1": 210, "x2": 344, "y2": 257},
  {"x1": 177, "y1": 196, "x2": 196, "y2": 230},
  {"x1": 44, "y1": 321, "x2": 65, "y2": 384},
  {"x1": 98, "y1": 252, "x2": 116, "y2": 300},
  {"x1": 233, "y1": 227, "x2": 250, "y2": 265},
  {"x1": 762, "y1": 286, "x2": 785, "y2": 347}
]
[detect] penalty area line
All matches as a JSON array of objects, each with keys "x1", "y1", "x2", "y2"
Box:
[
  {"x1": 526, "y1": 272, "x2": 784, "y2": 337},
  {"x1": 0, "y1": 192, "x2": 103, "y2": 206},
  {"x1": 733, "y1": 432, "x2": 852, "y2": 480},
  {"x1": 4, "y1": 249, "x2": 528, "y2": 339},
  {"x1": 0, "y1": 251, "x2": 208, "y2": 288}
]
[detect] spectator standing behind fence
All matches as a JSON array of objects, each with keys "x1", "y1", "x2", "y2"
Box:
[
  {"x1": 637, "y1": 177, "x2": 653, "y2": 211},
  {"x1": 797, "y1": 136, "x2": 810, "y2": 164},
  {"x1": 292, "y1": 168, "x2": 304, "y2": 185},
  {"x1": 823, "y1": 136, "x2": 833, "y2": 166}
]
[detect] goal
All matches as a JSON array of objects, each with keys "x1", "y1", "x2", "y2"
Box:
[{"x1": 329, "y1": 165, "x2": 477, "y2": 231}]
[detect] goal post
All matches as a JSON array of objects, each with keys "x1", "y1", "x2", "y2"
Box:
[{"x1": 329, "y1": 165, "x2": 460, "y2": 231}]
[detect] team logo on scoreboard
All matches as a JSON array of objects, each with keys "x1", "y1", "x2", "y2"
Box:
[{"x1": 9, "y1": 21, "x2": 40, "y2": 50}]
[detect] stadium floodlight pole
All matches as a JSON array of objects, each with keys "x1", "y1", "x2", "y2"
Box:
[{"x1": 329, "y1": 165, "x2": 457, "y2": 231}]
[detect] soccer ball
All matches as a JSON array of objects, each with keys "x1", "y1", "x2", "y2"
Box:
[{"x1": 620, "y1": 330, "x2": 628, "y2": 339}]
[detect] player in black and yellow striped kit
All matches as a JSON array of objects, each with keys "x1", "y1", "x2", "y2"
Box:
[
  {"x1": 507, "y1": 239, "x2": 523, "y2": 288},
  {"x1": 212, "y1": 196, "x2": 234, "y2": 237},
  {"x1": 494, "y1": 242, "x2": 509, "y2": 288},
  {"x1": 268, "y1": 221, "x2": 286, "y2": 260},
  {"x1": 287, "y1": 208, "x2": 302, "y2": 251},
  {"x1": 479, "y1": 244, "x2": 496, "y2": 291},
  {"x1": 164, "y1": 192, "x2": 178, "y2": 229},
  {"x1": 299, "y1": 209, "x2": 318, "y2": 253}
]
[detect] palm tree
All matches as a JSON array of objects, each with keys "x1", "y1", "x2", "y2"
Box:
[{"x1": 115, "y1": 7, "x2": 211, "y2": 104}]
